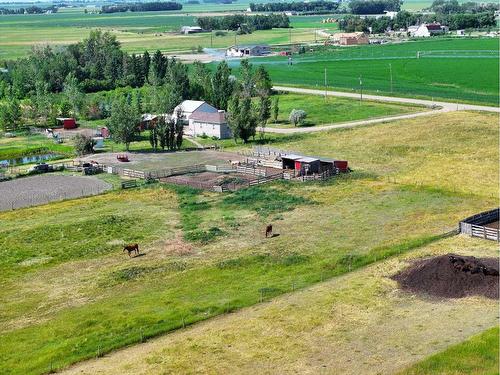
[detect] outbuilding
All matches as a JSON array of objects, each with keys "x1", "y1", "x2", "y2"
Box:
[
  {"x1": 226, "y1": 44, "x2": 270, "y2": 57},
  {"x1": 56, "y1": 117, "x2": 77, "y2": 129}
]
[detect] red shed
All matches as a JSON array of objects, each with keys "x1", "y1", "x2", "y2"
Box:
[{"x1": 56, "y1": 117, "x2": 77, "y2": 129}]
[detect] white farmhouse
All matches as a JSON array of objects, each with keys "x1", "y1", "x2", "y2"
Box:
[{"x1": 173, "y1": 100, "x2": 232, "y2": 139}]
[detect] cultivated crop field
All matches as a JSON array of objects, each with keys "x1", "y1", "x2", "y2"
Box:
[
  {"x1": 0, "y1": 110, "x2": 497, "y2": 374},
  {"x1": 233, "y1": 38, "x2": 500, "y2": 105}
]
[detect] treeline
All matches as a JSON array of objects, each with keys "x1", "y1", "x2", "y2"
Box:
[
  {"x1": 339, "y1": 10, "x2": 496, "y2": 33},
  {"x1": 426, "y1": 0, "x2": 499, "y2": 14},
  {"x1": 101, "y1": 2, "x2": 182, "y2": 14},
  {"x1": 0, "y1": 5, "x2": 57, "y2": 15},
  {"x1": 0, "y1": 30, "x2": 275, "y2": 145},
  {"x1": 196, "y1": 14, "x2": 289, "y2": 32},
  {"x1": 349, "y1": 0, "x2": 401, "y2": 14},
  {"x1": 249, "y1": 1, "x2": 339, "y2": 13}
]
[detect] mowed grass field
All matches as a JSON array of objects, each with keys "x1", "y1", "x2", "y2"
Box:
[
  {"x1": 0, "y1": 110, "x2": 497, "y2": 374},
  {"x1": 234, "y1": 38, "x2": 500, "y2": 105},
  {"x1": 269, "y1": 92, "x2": 422, "y2": 127}
]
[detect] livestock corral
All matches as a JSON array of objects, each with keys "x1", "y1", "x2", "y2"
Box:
[
  {"x1": 460, "y1": 208, "x2": 500, "y2": 242},
  {"x1": 79, "y1": 148, "x2": 349, "y2": 192}
]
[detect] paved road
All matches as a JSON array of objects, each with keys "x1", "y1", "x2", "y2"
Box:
[{"x1": 260, "y1": 86, "x2": 499, "y2": 134}]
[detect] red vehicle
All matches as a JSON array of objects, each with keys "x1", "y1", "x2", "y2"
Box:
[{"x1": 117, "y1": 154, "x2": 129, "y2": 162}]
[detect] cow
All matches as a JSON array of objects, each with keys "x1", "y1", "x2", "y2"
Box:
[
  {"x1": 123, "y1": 243, "x2": 140, "y2": 257},
  {"x1": 265, "y1": 224, "x2": 273, "y2": 238}
]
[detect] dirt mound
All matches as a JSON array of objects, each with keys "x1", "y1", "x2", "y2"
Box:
[{"x1": 392, "y1": 253, "x2": 499, "y2": 299}]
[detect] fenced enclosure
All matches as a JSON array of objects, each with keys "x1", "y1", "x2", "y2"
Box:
[{"x1": 459, "y1": 208, "x2": 499, "y2": 242}]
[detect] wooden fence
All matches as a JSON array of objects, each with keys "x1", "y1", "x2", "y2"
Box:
[
  {"x1": 236, "y1": 165, "x2": 267, "y2": 177},
  {"x1": 459, "y1": 208, "x2": 499, "y2": 242}
]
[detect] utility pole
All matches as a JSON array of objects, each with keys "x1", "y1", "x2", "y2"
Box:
[
  {"x1": 324, "y1": 68, "x2": 327, "y2": 101},
  {"x1": 359, "y1": 75, "x2": 363, "y2": 102},
  {"x1": 389, "y1": 63, "x2": 393, "y2": 93}
]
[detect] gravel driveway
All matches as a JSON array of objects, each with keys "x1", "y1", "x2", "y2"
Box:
[{"x1": 0, "y1": 175, "x2": 112, "y2": 211}]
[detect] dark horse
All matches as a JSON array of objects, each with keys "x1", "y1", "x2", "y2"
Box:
[
  {"x1": 123, "y1": 243, "x2": 140, "y2": 257},
  {"x1": 265, "y1": 224, "x2": 273, "y2": 238}
]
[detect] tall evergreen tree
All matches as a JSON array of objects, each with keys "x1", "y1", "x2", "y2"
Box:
[{"x1": 107, "y1": 96, "x2": 139, "y2": 150}]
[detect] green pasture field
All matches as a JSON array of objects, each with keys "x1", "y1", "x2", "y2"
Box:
[
  {"x1": 269, "y1": 92, "x2": 422, "y2": 127},
  {"x1": 59, "y1": 236, "x2": 498, "y2": 374},
  {"x1": 0, "y1": 110, "x2": 497, "y2": 374},
  {"x1": 400, "y1": 327, "x2": 499, "y2": 375},
  {"x1": 229, "y1": 38, "x2": 500, "y2": 105}
]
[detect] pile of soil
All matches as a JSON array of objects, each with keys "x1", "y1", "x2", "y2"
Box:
[{"x1": 392, "y1": 253, "x2": 499, "y2": 299}]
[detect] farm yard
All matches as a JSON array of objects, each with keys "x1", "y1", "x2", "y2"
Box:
[
  {"x1": 0, "y1": 174, "x2": 112, "y2": 211},
  {"x1": 0, "y1": 110, "x2": 498, "y2": 374},
  {"x1": 0, "y1": 0, "x2": 499, "y2": 372}
]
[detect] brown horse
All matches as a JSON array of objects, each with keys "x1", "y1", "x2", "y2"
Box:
[
  {"x1": 265, "y1": 224, "x2": 273, "y2": 238},
  {"x1": 123, "y1": 243, "x2": 140, "y2": 257}
]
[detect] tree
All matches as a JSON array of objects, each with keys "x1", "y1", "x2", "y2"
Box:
[
  {"x1": 142, "y1": 50, "x2": 151, "y2": 83},
  {"x1": 152, "y1": 84, "x2": 181, "y2": 114},
  {"x1": 156, "y1": 115, "x2": 168, "y2": 150},
  {"x1": 254, "y1": 65, "x2": 272, "y2": 98},
  {"x1": 150, "y1": 50, "x2": 166, "y2": 85},
  {"x1": 272, "y1": 96, "x2": 279, "y2": 123},
  {"x1": 227, "y1": 95, "x2": 240, "y2": 142},
  {"x1": 63, "y1": 72, "x2": 84, "y2": 117},
  {"x1": 239, "y1": 59, "x2": 254, "y2": 98},
  {"x1": 257, "y1": 95, "x2": 271, "y2": 126},
  {"x1": 212, "y1": 61, "x2": 234, "y2": 110},
  {"x1": 190, "y1": 61, "x2": 213, "y2": 101},
  {"x1": 59, "y1": 100, "x2": 72, "y2": 118},
  {"x1": 0, "y1": 99, "x2": 22, "y2": 131},
  {"x1": 73, "y1": 134, "x2": 96, "y2": 155},
  {"x1": 289, "y1": 109, "x2": 307, "y2": 126},
  {"x1": 107, "y1": 96, "x2": 140, "y2": 150}
]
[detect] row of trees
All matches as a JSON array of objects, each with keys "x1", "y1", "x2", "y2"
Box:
[
  {"x1": 0, "y1": 5, "x2": 57, "y2": 14},
  {"x1": 349, "y1": 0, "x2": 401, "y2": 14},
  {"x1": 425, "y1": 0, "x2": 499, "y2": 14},
  {"x1": 101, "y1": 2, "x2": 182, "y2": 14},
  {"x1": 196, "y1": 14, "x2": 290, "y2": 32},
  {"x1": 249, "y1": 1, "x2": 339, "y2": 13},
  {"x1": 339, "y1": 10, "x2": 497, "y2": 32}
]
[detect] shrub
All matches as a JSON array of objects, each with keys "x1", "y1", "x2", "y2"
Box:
[
  {"x1": 289, "y1": 109, "x2": 307, "y2": 126},
  {"x1": 73, "y1": 134, "x2": 96, "y2": 155}
]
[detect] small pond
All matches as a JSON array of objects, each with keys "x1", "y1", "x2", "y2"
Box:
[{"x1": 0, "y1": 153, "x2": 62, "y2": 167}]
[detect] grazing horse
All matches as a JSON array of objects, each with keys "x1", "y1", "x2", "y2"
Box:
[
  {"x1": 123, "y1": 243, "x2": 140, "y2": 257},
  {"x1": 265, "y1": 224, "x2": 273, "y2": 238}
]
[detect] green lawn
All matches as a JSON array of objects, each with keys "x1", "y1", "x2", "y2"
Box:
[
  {"x1": 0, "y1": 111, "x2": 497, "y2": 374},
  {"x1": 227, "y1": 38, "x2": 500, "y2": 106},
  {"x1": 269, "y1": 92, "x2": 422, "y2": 127},
  {"x1": 400, "y1": 327, "x2": 500, "y2": 375},
  {"x1": 0, "y1": 134, "x2": 73, "y2": 161}
]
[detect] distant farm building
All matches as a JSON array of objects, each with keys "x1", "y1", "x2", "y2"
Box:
[
  {"x1": 180, "y1": 26, "x2": 204, "y2": 34},
  {"x1": 55, "y1": 117, "x2": 77, "y2": 129},
  {"x1": 410, "y1": 23, "x2": 448, "y2": 37},
  {"x1": 332, "y1": 32, "x2": 369, "y2": 46},
  {"x1": 174, "y1": 100, "x2": 232, "y2": 139},
  {"x1": 226, "y1": 44, "x2": 271, "y2": 57}
]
